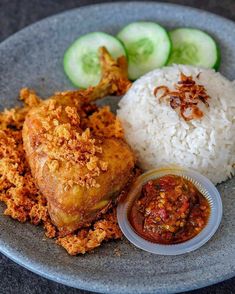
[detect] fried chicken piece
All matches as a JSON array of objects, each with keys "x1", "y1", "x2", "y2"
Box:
[
  {"x1": 56, "y1": 208, "x2": 122, "y2": 255},
  {"x1": 22, "y1": 47, "x2": 135, "y2": 235}
]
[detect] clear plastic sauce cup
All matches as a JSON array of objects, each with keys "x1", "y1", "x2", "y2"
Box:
[{"x1": 117, "y1": 167, "x2": 223, "y2": 255}]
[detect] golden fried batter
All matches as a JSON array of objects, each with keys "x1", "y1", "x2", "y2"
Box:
[
  {"x1": 22, "y1": 48, "x2": 135, "y2": 235},
  {"x1": 0, "y1": 47, "x2": 135, "y2": 254},
  {"x1": 0, "y1": 92, "x2": 131, "y2": 254}
]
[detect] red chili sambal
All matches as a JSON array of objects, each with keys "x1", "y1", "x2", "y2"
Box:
[{"x1": 129, "y1": 175, "x2": 210, "y2": 244}]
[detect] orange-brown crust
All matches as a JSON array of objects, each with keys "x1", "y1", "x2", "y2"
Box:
[
  {"x1": 0, "y1": 107, "x2": 139, "y2": 254},
  {"x1": 0, "y1": 47, "x2": 136, "y2": 255},
  {"x1": 22, "y1": 94, "x2": 135, "y2": 234},
  {"x1": 21, "y1": 47, "x2": 135, "y2": 234}
]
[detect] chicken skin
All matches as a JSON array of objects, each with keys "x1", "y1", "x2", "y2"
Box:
[{"x1": 22, "y1": 48, "x2": 135, "y2": 236}]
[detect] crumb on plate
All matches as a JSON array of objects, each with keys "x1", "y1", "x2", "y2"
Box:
[{"x1": 0, "y1": 89, "x2": 137, "y2": 255}]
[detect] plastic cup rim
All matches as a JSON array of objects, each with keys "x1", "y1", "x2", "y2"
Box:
[{"x1": 117, "y1": 167, "x2": 223, "y2": 255}]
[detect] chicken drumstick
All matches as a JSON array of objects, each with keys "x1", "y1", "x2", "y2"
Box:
[{"x1": 22, "y1": 48, "x2": 135, "y2": 236}]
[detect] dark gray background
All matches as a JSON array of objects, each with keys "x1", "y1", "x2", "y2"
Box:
[{"x1": 0, "y1": 0, "x2": 234, "y2": 293}]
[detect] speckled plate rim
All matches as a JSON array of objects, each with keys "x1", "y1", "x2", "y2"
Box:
[
  {"x1": 0, "y1": 2, "x2": 234, "y2": 293},
  {"x1": 1, "y1": 241, "x2": 234, "y2": 294}
]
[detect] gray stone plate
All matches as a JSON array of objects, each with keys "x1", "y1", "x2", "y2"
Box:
[{"x1": 0, "y1": 2, "x2": 234, "y2": 293}]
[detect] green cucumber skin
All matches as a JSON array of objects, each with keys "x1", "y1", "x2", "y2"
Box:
[
  {"x1": 168, "y1": 27, "x2": 220, "y2": 70},
  {"x1": 117, "y1": 21, "x2": 172, "y2": 80},
  {"x1": 63, "y1": 32, "x2": 126, "y2": 88},
  {"x1": 63, "y1": 53, "x2": 81, "y2": 88},
  {"x1": 213, "y1": 42, "x2": 221, "y2": 71},
  {"x1": 117, "y1": 38, "x2": 129, "y2": 63},
  {"x1": 119, "y1": 29, "x2": 172, "y2": 81},
  {"x1": 165, "y1": 31, "x2": 173, "y2": 67},
  {"x1": 63, "y1": 25, "x2": 221, "y2": 88}
]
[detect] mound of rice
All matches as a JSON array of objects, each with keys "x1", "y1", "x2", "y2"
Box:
[{"x1": 118, "y1": 65, "x2": 235, "y2": 184}]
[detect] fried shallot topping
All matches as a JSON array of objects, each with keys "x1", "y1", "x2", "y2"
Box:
[
  {"x1": 33, "y1": 98, "x2": 106, "y2": 189},
  {"x1": 0, "y1": 46, "x2": 134, "y2": 255},
  {"x1": 0, "y1": 96, "x2": 127, "y2": 254},
  {"x1": 154, "y1": 73, "x2": 210, "y2": 121}
]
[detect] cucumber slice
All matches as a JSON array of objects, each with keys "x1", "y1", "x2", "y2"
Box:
[
  {"x1": 168, "y1": 28, "x2": 220, "y2": 70},
  {"x1": 63, "y1": 32, "x2": 126, "y2": 88},
  {"x1": 117, "y1": 22, "x2": 172, "y2": 80}
]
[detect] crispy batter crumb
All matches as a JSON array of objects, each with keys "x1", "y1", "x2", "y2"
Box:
[
  {"x1": 34, "y1": 101, "x2": 113, "y2": 189},
  {"x1": 0, "y1": 89, "x2": 136, "y2": 255},
  {"x1": 57, "y1": 208, "x2": 122, "y2": 255},
  {"x1": 65, "y1": 106, "x2": 81, "y2": 125},
  {"x1": 20, "y1": 88, "x2": 41, "y2": 107},
  {"x1": 87, "y1": 106, "x2": 124, "y2": 139},
  {"x1": 114, "y1": 247, "x2": 121, "y2": 257},
  {"x1": 0, "y1": 47, "x2": 135, "y2": 255}
]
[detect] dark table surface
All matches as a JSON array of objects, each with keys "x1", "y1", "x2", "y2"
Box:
[{"x1": 0, "y1": 0, "x2": 235, "y2": 293}]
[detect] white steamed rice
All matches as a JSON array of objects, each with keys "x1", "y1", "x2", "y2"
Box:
[{"x1": 117, "y1": 65, "x2": 235, "y2": 184}]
